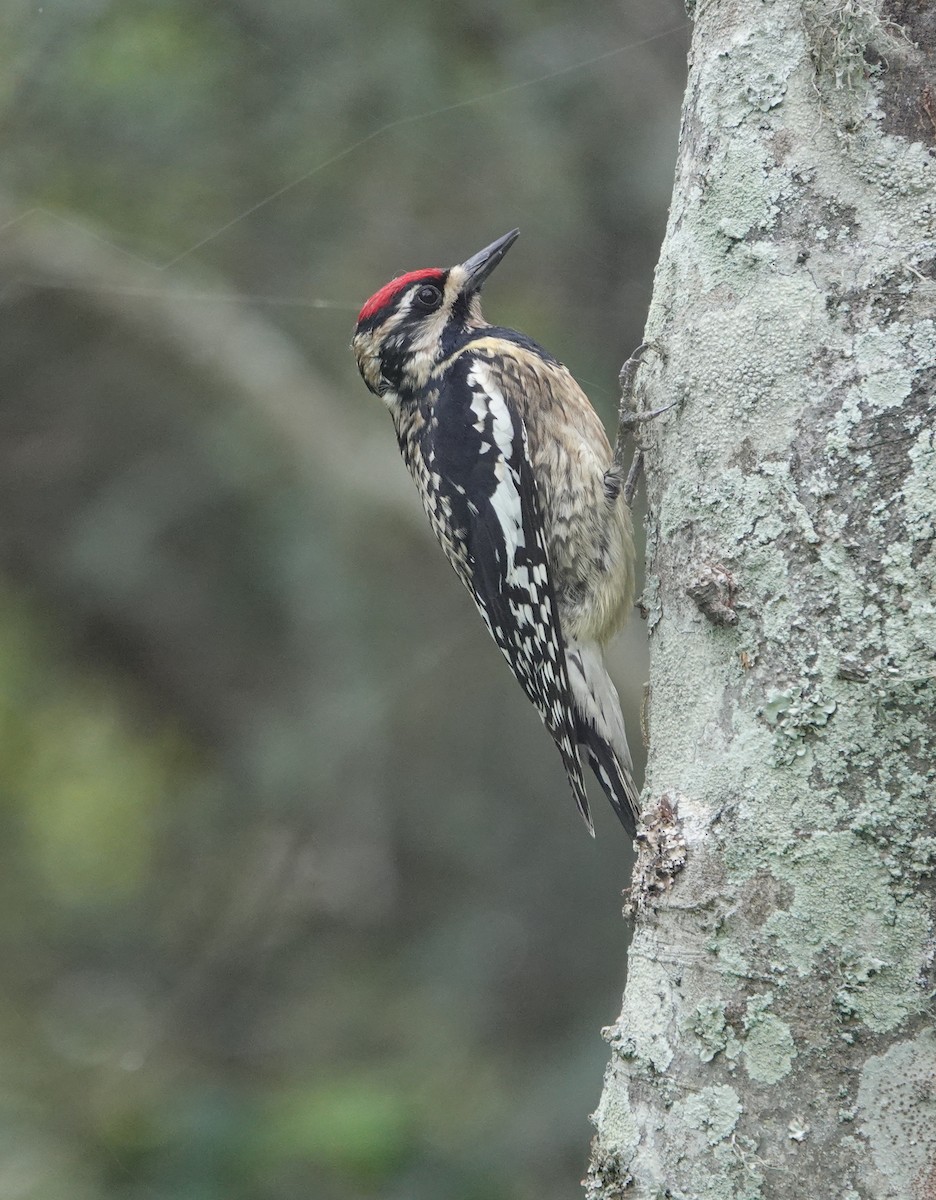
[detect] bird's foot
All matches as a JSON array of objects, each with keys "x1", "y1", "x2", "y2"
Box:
[{"x1": 612, "y1": 342, "x2": 673, "y2": 506}]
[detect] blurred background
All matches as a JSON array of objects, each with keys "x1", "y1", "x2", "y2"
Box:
[{"x1": 0, "y1": 2, "x2": 688, "y2": 1197}]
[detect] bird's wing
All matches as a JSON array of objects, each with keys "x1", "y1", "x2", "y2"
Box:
[{"x1": 424, "y1": 353, "x2": 593, "y2": 832}]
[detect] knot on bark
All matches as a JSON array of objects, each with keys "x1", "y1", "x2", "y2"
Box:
[
  {"x1": 582, "y1": 1144, "x2": 633, "y2": 1199},
  {"x1": 687, "y1": 562, "x2": 738, "y2": 627},
  {"x1": 624, "y1": 791, "x2": 688, "y2": 919}
]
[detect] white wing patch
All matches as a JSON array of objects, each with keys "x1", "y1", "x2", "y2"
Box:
[
  {"x1": 409, "y1": 349, "x2": 602, "y2": 834},
  {"x1": 468, "y1": 361, "x2": 528, "y2": 572},
  {"x1": 394, "y1": 341, "x2": 637, "y2": 836}
]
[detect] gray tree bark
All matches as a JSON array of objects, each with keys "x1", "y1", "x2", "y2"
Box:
[{"x1": 587, "y1": 2, "x2": 936, "y2": 1197}]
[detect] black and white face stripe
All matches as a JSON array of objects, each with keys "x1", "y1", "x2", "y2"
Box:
[
  {"x1": 355, "y1": 268, "x2": 448, "y2": 328},
  {"x1": 352, "y1": 264, "x2": 491, "y2": 399}
]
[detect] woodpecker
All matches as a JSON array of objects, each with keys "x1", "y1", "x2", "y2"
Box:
[{"x1": 352, "y1": 230, "x2": 639, "y2": 837}]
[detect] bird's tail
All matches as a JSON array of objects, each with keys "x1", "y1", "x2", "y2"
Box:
[
  {"x1": 565, "y1": 640, "x2": 640, "y2": 837},
  {"x1": 556, "y1": 737, "x2": 596, "y2": 838}
]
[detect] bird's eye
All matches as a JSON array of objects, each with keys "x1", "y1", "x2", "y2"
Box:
[{"x1": 414, "y1": 284, "x2": 442, "y2": 309}]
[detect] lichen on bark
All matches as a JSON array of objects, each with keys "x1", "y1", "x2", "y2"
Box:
[{"x1": 587, "y1": 1, "x2": 936, "y2": 1196}]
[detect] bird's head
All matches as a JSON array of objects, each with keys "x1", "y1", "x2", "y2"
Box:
[{"x1": 352, "y1": 229, "x2": 519, "y2": 400}]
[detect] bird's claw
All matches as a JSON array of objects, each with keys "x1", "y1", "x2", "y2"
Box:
[{"x1": 614, "y1": 342, "x2": 671, "y2": 507}]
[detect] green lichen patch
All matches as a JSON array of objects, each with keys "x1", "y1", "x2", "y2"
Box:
[
  {"x1": 605, "y1": 950, "x2": 676, "y2": 1076},
  {"x1": 761, "y1": 685, "x2": 838, "y2": 766},
  {"x1": 690, "y1": 1000, "x2": 743, "y2": 1064},
  {"x1": 858, "y1": 1030, "x2": 936, "y2": 1196},
  {"x1": 657, "y1": 1086, "x2": 768, "y2": 1200},
  {"x1": 587, "y1": 1059, "x2": 641, "y2": 1198},
  {"x1": 688, "y1": 993, "x2": 796, "y2": 1084},
  {"x1": 741, "y1": 994, "x2": 796, "y2": 1084},
  {"x1": 672, "y1": 1084, "x2": 742, "y2": 1147},
  {"x1": 765, "y1": 831, "x2": 931, "y2": 1031}
]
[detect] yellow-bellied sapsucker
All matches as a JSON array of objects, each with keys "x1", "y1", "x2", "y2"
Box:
[{"x1": 352, "y1": 230, "x2": 639, "y2": 837}]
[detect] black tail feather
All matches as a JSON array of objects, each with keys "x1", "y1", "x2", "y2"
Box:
[{"x1": 580, "y1": 726, "x2": 639, "y2": 838}]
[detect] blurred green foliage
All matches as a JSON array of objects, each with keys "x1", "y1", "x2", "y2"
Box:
[
  {"x1": 0, "y1": 1, "x2": 688, "y2": 1196},
  {"x1": 1, "y1": 597, "x2": 179, "y2": 906}
]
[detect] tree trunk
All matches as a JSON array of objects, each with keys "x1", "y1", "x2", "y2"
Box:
[{"x1": 587, "y1": 2, "x2": 936, "y2": 1196}]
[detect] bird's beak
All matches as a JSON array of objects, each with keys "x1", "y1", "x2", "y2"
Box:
[{"x1": 460, "y1": 229, "x2": 520, "y2": 293}]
